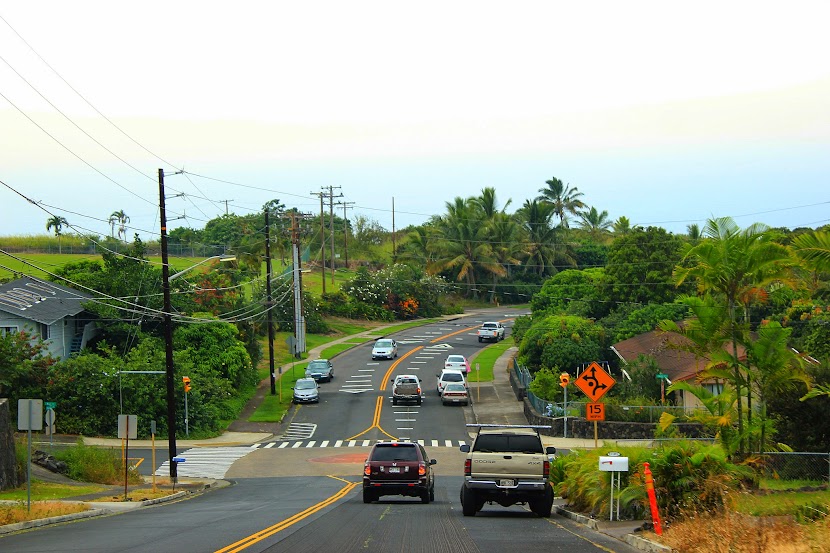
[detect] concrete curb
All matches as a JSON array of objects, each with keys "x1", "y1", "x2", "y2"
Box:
[
  {"x1": 554, "y1": 506, "x2": 671, "y2": 553},
  {"x1": 0, "y1": 508, "x2": 107, "y2": 535}
]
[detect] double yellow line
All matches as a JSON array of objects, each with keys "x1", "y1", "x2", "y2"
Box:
[
  {"x1": 347, "y1": 346, "x2": 423, "y2": 441},
  {"x1": 214, "y1": 477, "x2": 359, "y2": 553}
]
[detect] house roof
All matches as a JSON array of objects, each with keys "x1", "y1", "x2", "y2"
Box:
[
  {"x1": 612, "y1": 330, "x2": 746, "y2": 383},
  {"x1": 0, "y1": 276, "x2": 92, "y2": 325}
]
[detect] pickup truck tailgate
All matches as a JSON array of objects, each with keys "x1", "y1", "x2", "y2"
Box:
[{"x1": 469, "y1": 451, "x2": 546, "y2": 480}]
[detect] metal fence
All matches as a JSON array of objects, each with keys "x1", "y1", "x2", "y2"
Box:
[{"x1": 760, "y1": 452, "x2": 830, "y2": 484}]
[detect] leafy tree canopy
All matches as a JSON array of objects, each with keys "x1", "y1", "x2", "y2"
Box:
[{"x1": 517, "y1": 314, "x2": 607, "y2": 374}]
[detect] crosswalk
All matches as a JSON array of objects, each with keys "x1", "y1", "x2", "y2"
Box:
[{"x1": 155, "y1": 439, "x2": 469, "y2": 479}]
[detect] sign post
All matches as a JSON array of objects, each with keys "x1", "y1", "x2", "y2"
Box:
[
  {"x1": 476, "y1": 363, "x2": 480, "y2": 403},
  {"x1": 118, "y1": 414, "x2": 138, "y2": 500},
  {"x1": 656, "y1": 373, "x2": 669, "y2": 404},
  {"x1": 18, "y1": 399, "x2": 43, "y2": 512},
  {"x1": 575, "y1": 363, "x2": 616, "y2": 448}
]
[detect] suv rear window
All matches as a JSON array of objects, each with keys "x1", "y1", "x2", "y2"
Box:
[
  {"x1": 443, "y1": 373, "x2": 464, "y2": 382},
  {"x1": 371, "y1": 444, "x2": 419, "y2": 461},
  {"x1": 473, "y1": 434, "x2": 543, "y2": 454}
]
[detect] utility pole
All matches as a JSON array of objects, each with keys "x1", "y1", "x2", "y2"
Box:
[
  {"x1": 290, "y1": 212, "x2": 307, "y2": 356},
  {"x1": 312, "y1": 191, "x2": 326, "y2": 295},
  {"x1": 265, "y1": 209, "x2": 276, "y2": 395},
  {"x1": 221, "y1": 199, "x2": 234, "y2": 215},
  {"x1": 392, "y1": 196, "x2": 396, "y2": 263},
  {"x1": 328, "y1": 185, "x2": 342, "y2": 285},
  {"x1": 158, "y1": 169, "x2": 177, "y2": 482},
  {"x1": 338, "y1": 201, "x2": 354, "y2": 268}
]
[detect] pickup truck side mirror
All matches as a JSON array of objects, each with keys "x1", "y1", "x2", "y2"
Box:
[
  {"x1": 460, "y1": 444, "x2": 470, "y2": 453},
  {"x1": 545, "y1": 446, "x2": 556, "y2": 455}
]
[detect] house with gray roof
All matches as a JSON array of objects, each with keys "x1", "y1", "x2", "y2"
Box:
[{"x1": 0, "y1": 276, "x2": 97, "y2": 359}]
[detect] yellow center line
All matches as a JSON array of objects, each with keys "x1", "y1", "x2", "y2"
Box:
[
  {"x1": 429, "y1": 326, "x2": 471, "y2": 343},
  {"x1": 214, "y1": 478, "x2": 359, "y2": 553},
  {"x1": 379, "y1": 346, "x2": 423, "y2": 391}
]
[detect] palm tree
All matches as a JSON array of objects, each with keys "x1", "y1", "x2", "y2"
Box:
[
  {"x1": 674, "y1": 217, "x2": 793, "y2": 455},
  {"x1": 612, "y1": 216, "x2": 633, "y2": 235},
  {"x1": 472, "y1": 186, "x2": 511, "y2": 218},
  {"x1": 536, "y1": 176, "x2": 585, "y2": 228},
  {"x1": 109, "y1": 210, "x2": 130, "y2": 241},
  {"x1": 516, "y1": 199, "x2": 575, "y2": 277},
  {"x1": 686, "y1": 223, "x2": 702, "y2": 243},
  {"x1": 46, "y1": 216, "x2": 69, "y2": 254},
  {"x1": 485, "y1": 212, "x2": 523, "y2": 303},
  {"x1": 576, "y1": 206, "x2": 612, "y2": 242},
  {"x1": 791, "y1": 230, "x2": 830, "y2": 298}
]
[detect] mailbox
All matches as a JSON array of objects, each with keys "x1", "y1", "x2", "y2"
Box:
[{"x1": 599, "y1": 456, "x2": 629, "y2": 472}]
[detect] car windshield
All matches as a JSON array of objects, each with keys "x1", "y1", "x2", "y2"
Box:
[
  {"x1": 443, "y1": 373, "x2": 464, "y2": 383},
  {"x1": 295, "y1": 380, "x2": 316, "y2": 390},
  {"x1": 444, "y1": 383, "x2": 466, "y2": 392},
  {"x1": 371, "y1": 445, "x2": 418, "y2": 462},
  {"x1": 397, "y1": 378, "x2": 418, "y2": 385},
  {"x1": 307, "y1": 360, "x2": 328, "y2": 370},
  {"x1": 447, "y1": 356, "x2": 465, "y2": 363},
  {"x1": 375, "y1": 340, "x2": 393, "y2": 348}
]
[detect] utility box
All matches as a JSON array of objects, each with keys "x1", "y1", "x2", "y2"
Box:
[{"x1": 599, "y1": 456, "x2": 629, "y2": 472}]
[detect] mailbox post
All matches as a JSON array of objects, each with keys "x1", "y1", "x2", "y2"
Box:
[{"x1": 599, "y1": 453, "x2": 629, "y2": 521}]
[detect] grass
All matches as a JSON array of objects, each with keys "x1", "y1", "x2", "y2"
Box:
[
  {"x1": 761, "y1": 478, "x2": 826, "y2": 491},
  {"x1": 0, "y1": 501, "x2": 90, "y2": 526},
  {"x1": 367, "y1": 319, "x2": 440, "y2": 336},
  {"x1": 468, "y1": 338, "x2": 515, "y2": 382},
  {"x1": 0, "y1": 482, "x2": 105, "y2": 501},
  {"x1": 734, "y1": 489, "x2": 830, "y2": 517}
]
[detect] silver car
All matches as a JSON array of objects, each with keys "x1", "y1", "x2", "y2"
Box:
[
  {"x1": 305, "y1": 359, "x2": 334, "y2": 382},
  {"x1": 292, "y1": 378, "x2": 319, "y2": 403},
  {"x1": 372, "y1": 339, "x2": 398, "y2": 360}
]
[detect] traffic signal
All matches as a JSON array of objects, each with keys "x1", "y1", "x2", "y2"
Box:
[
  {"x1": 182, "y1": 376, "x2": 191, "y2": 393},
  {"x1": 559, "y1": 373, "x2": 570, "y2": 388}
]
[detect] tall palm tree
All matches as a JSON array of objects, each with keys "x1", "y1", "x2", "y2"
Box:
[
  {"x1": 674, "y1": 217, "x2": 793, "y2": 455},
  {"x1": 46, "y1": 216, "x2": 68, "y2": 254},
  {"x1": 109, "y1": 210, "x2": 130, "y2": 241},
  {"x1": 686, "y1": 223, "x2": 702, "y2": 243},
  {"x1": 485, "y1": 212, "x2": 523, "y2": 302},
  {"x1": 576, "y1": 206, "x2": 612, "y2": 242},
  {"x1": 473, "y1": 186, "x2": 511, "y2": 218},
  {"x1": 516, "y1": 199, "x2": 575, "y2": 277},
  {"x1": 791, "y1": 230, "x2": 830, "y2": 298},
  {"x1": 612, "y1": 216, "x2": 633, "y2": 235},
  {"x1": 536, "y1": 176, "x2": 585, "y2": 228}
]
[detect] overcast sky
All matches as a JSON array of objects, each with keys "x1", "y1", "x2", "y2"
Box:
[{"x1": 2, "y1": 1, "x2": 829, "y2": 243}]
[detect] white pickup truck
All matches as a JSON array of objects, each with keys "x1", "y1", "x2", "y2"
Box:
[
  {"x1": 477, "y1": 322, "x2": 505, "y2": 343},
  {"x1": 459, "y1": 424, "x2": 556, "y2": 517}
]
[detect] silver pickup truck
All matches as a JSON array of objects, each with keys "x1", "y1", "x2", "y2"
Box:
[
  {"x1": 460, "y1": 424, "x2": 556, "y2": 517},
  {"x1": 391, "y1": 375, "x2": 422, "y2": 406},
  {"x1": 477, "y1": 322, "x2": 505, "y2": 343}
]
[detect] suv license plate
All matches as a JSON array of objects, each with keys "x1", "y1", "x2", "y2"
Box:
[
  {"x1": 388, "y1": 467, "x2": 401, "y2": 473},
  {"x1": 498, "y1": 479, "x2": 515, "y2": 487}
]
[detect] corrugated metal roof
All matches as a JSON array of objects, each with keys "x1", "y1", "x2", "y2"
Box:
[{"x1": 0, "y1": 276, "x2": 92, "y2": 325}]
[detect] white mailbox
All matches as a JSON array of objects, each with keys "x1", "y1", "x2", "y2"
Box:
[{"x1": 599, "y1": 456, "x2": 629, "y2": 472}]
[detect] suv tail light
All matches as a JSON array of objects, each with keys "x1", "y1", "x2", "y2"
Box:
[
  {"x1": 418, "y1": 463, "x2": 426, "y2": 476},
  {"x1": 543, "y1": 460, "x2": 550, "y2": 479},
  {"x1": 364, "y1": 463, "x2": 371, "y2": 476},
  {"x1": 464, "y1": 458, "x2": 471, "y2": 477},
  {"x1": 417, "y1": 387, "x2": 421, "y2": 395}
]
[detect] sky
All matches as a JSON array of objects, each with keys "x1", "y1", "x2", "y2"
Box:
[{"x1": 1, "y1": 1, "x2": 829, "y2": 244}]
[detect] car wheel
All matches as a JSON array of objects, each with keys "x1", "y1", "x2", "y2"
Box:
[
  {"x1": 530, "y1": 484, "x2": 553, "y2": 517},
  {"x1": 420, "y1": 488, "x2": 430, "y2": 504},
  {"x1": 393, "y1": 398, "x2": 398, "y2": 406},
  {"x1": 461, "y1": 485, "x2": 478, "y2": 516},
  {"x1": 429, "y1": 485, "x2": 435, "y2": 502},
  {"x1": 478, "y1": 337, "x2": 482, "y2": 343},
  {"x1": 417, "y1": 398, "x2": 422, "y2": 406},
  {"x1": 362, "y1": 489, "x2": 375, "y2": 504}
]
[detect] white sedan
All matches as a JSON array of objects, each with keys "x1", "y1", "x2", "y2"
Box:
[{"x1": 444, "y1": 354, "x2": 470, "y2": 373}]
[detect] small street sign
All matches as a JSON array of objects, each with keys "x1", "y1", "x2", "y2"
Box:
[
  {"x1": 574, "y1": 362, "x2": 616, "y2": 402},
  {"x1": 586, "y1": 402, "x2": 605, "y2": 421},
  {"x1": 656, "y1": 373, "x2": 669, "y2": 379},
  {"x1": 172, "y1": 457, "x2": 186, "y2": 463},
  {"x1": 45, "y1": 401, "x2": 57, "y2": 410}
]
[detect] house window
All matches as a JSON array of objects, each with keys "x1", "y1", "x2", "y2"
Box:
[
  {"x1": 40, "y1": 323, "x2": 49, "y2": 340},
  {"x1": 704, "y1": 382, "x2": 724, "y2": 396},
  {"x1": 1, "y1": 326, "x2": 19, "y2": 337}
]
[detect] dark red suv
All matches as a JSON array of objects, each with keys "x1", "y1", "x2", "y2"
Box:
[{"x1": 363, "y1": 441, "x2": 437, "y2": 504}]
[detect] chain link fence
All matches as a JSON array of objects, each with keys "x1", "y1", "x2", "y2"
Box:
[{"x1": 760, "y1": 452, "x2": 830, "y2": 484}]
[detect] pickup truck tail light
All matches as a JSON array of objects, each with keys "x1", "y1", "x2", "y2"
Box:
[
  {"x1": 464, "y1": 459, "x2": 471, "y2": 477},
  {"x1": 543, "y1": 460, "x2": 550, "y2": 479},
  {"x1": 417, "y1": 387, "x2": 421, "y2": 395}
]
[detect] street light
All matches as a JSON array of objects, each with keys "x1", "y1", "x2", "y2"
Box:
[{"x1": 169, "y1": 255, "x2": 236, "y2": 281}]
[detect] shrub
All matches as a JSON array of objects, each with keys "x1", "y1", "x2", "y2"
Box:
[{"x1": 54, "y1": 441, "x2": 141, "y2": 485}]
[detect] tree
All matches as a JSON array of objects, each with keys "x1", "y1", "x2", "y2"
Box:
[
  {"x1": 517, "y1": 314, "x2": 607, "y2": 375},
  {"x1": 605, "y1": 226, "x2": 685, "y2": 307},
  {"x1": 576, "y1": 206, "x2": 612, "y2": 242},
  {"x1": 46, "y1": 215, "x2": 69, "y2": 253},
  {"x1": 674, "y1": 217, "x2": 793, "y2": 455},
  {"x1": 536, "y1": 176, "x2": 585, "y2": 228},
  {"x1": 613, "y1": 216, "x2": 635, "y2": 235},
  {"x1": 516, "y1": 199, "x2": 575, "y2": 277},
  {"x1": 109, "y1": 210, "x2": 130, "y2": 241}
]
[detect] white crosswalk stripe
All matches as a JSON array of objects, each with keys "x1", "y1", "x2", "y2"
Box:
[
  {"x1": 155, "y1": 446, "x2": 257, "y2": 479},
  {"x1": 250, "y1": 439, "x2": 468, "y2": 450},
  {"x1": 280, "y1": 422, "x2": 317, "y2": 440}
]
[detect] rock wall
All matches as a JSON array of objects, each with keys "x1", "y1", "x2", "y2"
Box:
[{"x1": 0, "y1": 398, "x2": 20, "y2": 490}]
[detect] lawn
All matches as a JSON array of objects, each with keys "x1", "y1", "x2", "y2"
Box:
[
  {"x1": 467, "y1": 338, "x2": 516, "y2": 382},
  {"x1": 0, "y1": 481, "x2": 105, "y2": 501}
]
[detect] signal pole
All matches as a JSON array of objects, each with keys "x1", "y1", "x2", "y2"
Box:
[{"x1": 265, "y1": 209, "x2": 276, "y2": 395}]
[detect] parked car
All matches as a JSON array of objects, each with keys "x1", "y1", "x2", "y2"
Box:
[
  {"x1": 441, "y1": 382, "x2": 469, "y2": 406},
  {"x1": 292, "y1": 377, "x2": 319, "y2": 404},
  {"x1": 444, "y1": 354, "x2": 470, "y2": 373},
  {"x1": 372, "y1": 339, "x2": 398, "y2": 360},
  {"x1": 392, "y1": 374, "x2": 422, "y2": 405},
  {"x1": 363, "y1": 441, "x2": 437, "y2": 504},
  {"x1": 437, "y1": 368, "x2": 467, "y2": 395},
  {"x1": 305, "y1": 359, "x2": 334, "y2": 382}
]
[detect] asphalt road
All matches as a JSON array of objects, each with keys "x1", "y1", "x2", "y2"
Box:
[{"x1": 2, "y1": 308, "x2": 638, "y2": 552}]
